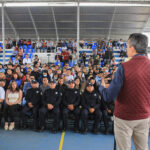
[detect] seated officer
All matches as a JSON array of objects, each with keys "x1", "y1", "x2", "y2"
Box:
[
  {"x1": 21, "y1": 80, "x2": 42, "y2": 130},
  {"x1": 81, "y1": 82, "x2": 102, "y2": 134},
  {"x1": 62, "y1": 80, "x2": 80, "y2": 132},
  {"x1": 38, "y1": 79, "x2": 61, "y2": 133}
]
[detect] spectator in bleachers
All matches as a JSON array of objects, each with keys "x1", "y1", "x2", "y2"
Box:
[
  {"x1": 36, "y1": 40, "x2": 42, "y2": 52},
  {"x1": 0, "y1": 64, "x2": 5, "y2": 73},
  {"x1": 79, "y1": 39, "x2": 84, "y2": 49},
  {"x1": 62, "y1": 49, "x2": 69, "y2": 65},
  {"x1": 0, "y1": 80, "x2": 5, "y2": 126},
  {"x1": 23, "y1": 54, "x2": 32, "y2": 65},
  {"x1": 4, "y1": 80, "x2": 22, "y2": 130},
  {"x1": 72, "y1": 50, "x2": 77, "y2": 66},
  {"x1": 81, "y1": 52, "x2": 86, "y2": 66},
  {"x1": 0, "y1": 78, "x2": 6, "y2": 91},
  {"x1": 31, "y1": 66, "x2": 40, "y2": 82},
  {"x1": 40, "y1": 77, "x2": 49, "y2": 94},
  {"x1": 23, "y1": 75, "x2": 35, "y2": 95},
  {"x1": 56, "y1": 77, "x2": 67, "y2": 94},
  {"x1": 10, "y1": 72, "x2": 21, "y2": 88},
  {"x1": 6, "y1": 69, "x2": 13, "y2": 88},
  {"x1": 48, "y1": 68, "x2": 54, "y2": 81}
]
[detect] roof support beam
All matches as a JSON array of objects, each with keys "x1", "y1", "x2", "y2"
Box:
[
  {"x1": 51, "y1": 7, "x2": 59, "y2": 43},
  {"x1": 77, "y1": 1, "x2": 80, "y2": 60},
  {"x1": 5, "y1": 10, "x2": 18, "y2": 38},
  {"x1": 3, "y1": 20, "x2": 146, "y2": 23},
  {"x1": 107, "y1": 7, "x2": 117, "y2": 40},
  {"x1": 28, "y1": 7, "x2": 39, "y2": 40},
  {"x1": 2, "y1": 2, "x2": 5, "y2": 64},
  {"x1": 8, "y1": 13, "x2": 150, "y2": 16},
  {"x1": 142, "y1": 13, "x2": 150, "y2": 32}
]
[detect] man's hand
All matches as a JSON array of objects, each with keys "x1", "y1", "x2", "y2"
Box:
[
  {"x1": 28, "y1": 102, "x2": 33, "y2": 108},
  {"x1": 7, "y1": 102, "x2": 13, "y2": 106},
  {"x1": 68, "y1": 104, "x2": 74, "y2": 111},
  {"x1": 107, "y1": 109, "x2": 112, "y2": 114},
  {"x1": 89, "y1": 108, "x2": 95, "y2": 114},
  {"x1": 47, "y1": 104, "x2": 54, "y2": 110},
  {"x1": 0, "y1": 99, "x2": 3, "y2": 103}
]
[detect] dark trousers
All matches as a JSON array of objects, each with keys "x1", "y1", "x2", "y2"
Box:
[
  {"x1": 62, "y1": 107, "x2": 80, "y2": 129},
  {"x1": 102, "y1": 110, "x2": 109, "y2": 130},
  {"x1": 81, "y1": 108, "x2": 102, "y2": 129},
  {"x1": 4, "y1": 104, "x2": 19, "y2": 122},
  {"x1": 21, "y1": 105, "x2": 39, "y2": 127},
  {"x1": 39, "y1": 106, "x2": 60, "y2": 129}
]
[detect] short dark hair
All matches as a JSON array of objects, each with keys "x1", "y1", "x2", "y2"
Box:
[{"x1": 128, "y1": 33, "x2": 148, "y2": 54}]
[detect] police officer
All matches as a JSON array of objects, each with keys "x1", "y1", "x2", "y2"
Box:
[
  {"x1": 38, "y1": 79, "x2": 61, "y2": 133},
  {"x1": 62, "y1": 80, "x2": 80, "y2": 132},
  {"x1": 21, "y1": 80, "x2": 42, "y2": 130},
  {"x1": 81, "y1": 82, "x2": 102, "y2": 134}
]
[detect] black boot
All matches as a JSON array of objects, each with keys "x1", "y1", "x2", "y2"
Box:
[
  {"x1": 82, "y1": 127, "x2": 88, "y2": 134},
  {"x1": 51, "y1": 127, "x2": 58, "y2": 134},
  {"x1": 93, "y1": 127, "x2": 99, "y2": 134},
  {"x1": 38, "y1": 126, "x2": 45, "y2": 132},
  {"x1": 104, "y1": 128, "x2": 109, "y2": 135}
]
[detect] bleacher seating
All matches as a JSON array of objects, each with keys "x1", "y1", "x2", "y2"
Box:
[
  {"x1": 113, "y1": 47, "x2": 127, "y2": 64},
  {"x1": 0, "y1": 49, "x2": 14, "y2": 64}
]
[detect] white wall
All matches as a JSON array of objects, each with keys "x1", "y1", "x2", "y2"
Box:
[{"x1": 34, "y1": 53, "x2": 55, "y2": 64}]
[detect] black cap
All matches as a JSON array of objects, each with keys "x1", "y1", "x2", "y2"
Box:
[
  {"x1": 31, "y1": 79, "x2": 38, "y2": 84},
  {"x1": 99, "y1": 71, "x2": 103, "y2": 74},
  {"x1": 0, "y1": 79, "x2": 6, "y2": 82},
  {"x1": 50, "y1": 79, "x2": 56, "y2": 83},
  {"x1": 68, "y1": 80, "x2": 75, "y2": 84},
  {"x1": 86, "y1": 82, "x2": 93, "y2": 87}
]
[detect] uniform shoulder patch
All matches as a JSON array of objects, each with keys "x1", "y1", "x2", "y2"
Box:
[
  {"x1": 75, "y1": 91, "x2": 78, "y2": 94},
  {"x1": 94, "y1": 93, "x2": 97, "y2": 96}
]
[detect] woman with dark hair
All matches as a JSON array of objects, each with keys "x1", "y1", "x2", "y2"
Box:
[
  {"x1": 10, "y1": 72, "x2": 21, "y2": 87},
  {"x1": 89, "y1": 77, "x2": 98, "y2": 91},
  {"x1": 74, "y1": 77, "x2": 81, "y2": 91},
  {"x1": 4, "y1": 81, "x2": 22, "y2": 130},
  {"x1": 15, "y1": 67, "x2": 26, "y2": 88}
]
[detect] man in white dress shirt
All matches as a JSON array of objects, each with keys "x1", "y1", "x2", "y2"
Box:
[{"x1": 23, "y1": 54, "x2": 32, "y2": 65}]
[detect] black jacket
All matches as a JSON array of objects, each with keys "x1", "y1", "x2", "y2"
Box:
[
  {"x1": 42, "y1": 88, "x2": 61, "y2": 107},
  {"x1": 63, "y1": 88, "x2": 80, "y2": 107},
  {"x1": 56, "y1": 84, "x2": 67, "y2": 94},
  {"x1": 25, "y1": 88, "x2": 42, "y2": 106},
  {"x1": 81, "y1": 90, "x2": 101, "y2": 109}
]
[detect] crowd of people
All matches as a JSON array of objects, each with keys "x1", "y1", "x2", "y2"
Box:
[
  {"x1": 5, "y1": 38, "x2": 127, "y2": 67},
  {"x1": 0, "y1": 38, "x2": 127, "y2": 134}
]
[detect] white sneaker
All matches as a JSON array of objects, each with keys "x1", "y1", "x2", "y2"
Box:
[
  {"x1": 4, "y1": 123, "x2": 8, "y2": 130},
  {"x1": 9, "y1": 122, "x2": 15, "y2": 131}
]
